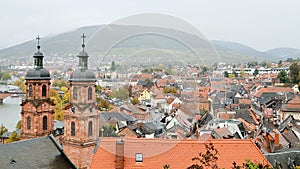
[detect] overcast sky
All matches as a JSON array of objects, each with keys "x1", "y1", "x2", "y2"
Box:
[{"x1": 1, "y1": 0, "x2": 300, "y2": 51}]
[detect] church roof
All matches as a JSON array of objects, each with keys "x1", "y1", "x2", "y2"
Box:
[
  {"x1": 0, "y1": 135, "x2": 76, "y2": 169},
  {"x1": 25, "y1": 36, "x2": 50, "y2": 80},
  {"x1": 25, "y1": 68, "x2": 50, "y2": 80},
  {"x1": 69, "y1": 33, "x2": 95, "y2": 82},
  {"x1": 69, "y1": 69, "x2": 95, "y2": 82}
]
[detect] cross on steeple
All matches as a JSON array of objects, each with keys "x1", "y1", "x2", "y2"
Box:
[
  {"x1": 36, "y1": 35, "x2": 41, "y2": 51},
  {"x1": 81, "y1": 33, "x2": 86, "y2": 50}
]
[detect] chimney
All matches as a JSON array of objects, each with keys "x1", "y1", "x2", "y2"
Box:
[
  {"x1": 275, "y1": 133, "x2": 279, "y2": 146},
  {"x1": 116, "y1": 139, "x2": 125, "y2": 169}
]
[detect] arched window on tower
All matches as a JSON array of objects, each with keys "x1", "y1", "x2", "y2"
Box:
[
  {"x1": 42, "y1": 84, "x2": 47, "y2": 97},
  {"x1": 27, "y1": 116, "x2": 31, "y2": 130},
  {"x1": 29, "y1": 85, "x2": 33, "y2": 97},
  {"x1": 71, "y1": 121, "x2": 75, "y2": 136},
  {"x1": 73, "y1": 87, "x2": 77, "y2": 100},
  {"x1": 43, "y1": 116, "x2": 47, "y2": 130},
  {"x1": 88, "y1": 87, "x2": 92, "y2": 100},
  {"x1": 88, "y1": 121, "x2": 93, "y2": 136}
]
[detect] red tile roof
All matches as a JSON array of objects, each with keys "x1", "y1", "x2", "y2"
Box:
[
  {"x1": 253, "y1": 86, "x2": 293, "y2": 98},
  {"x1": 91, "y1": 138, "x2": 270, "y2": 169},
  {"x1": 284, "y1": 96, "x2": 300, "y2": 111}
]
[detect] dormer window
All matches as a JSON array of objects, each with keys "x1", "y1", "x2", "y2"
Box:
[{"x1": 135, "y1": 153, "x2": 143, "y2": 162}]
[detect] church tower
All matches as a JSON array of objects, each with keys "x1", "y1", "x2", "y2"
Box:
[
  {"x1": 21, "y1": 36, "x2": 54, "y2": 139},
  {"x1": 63, "y1": 34, "x2": 99, "y2": 169}
]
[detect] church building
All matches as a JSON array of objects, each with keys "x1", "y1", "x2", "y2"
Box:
[
  {"x1": 62, "y1": 34, "x2": 99, "y2": 169},
  {"x1": 20, "y1": 36, "x2": 55, "y2": 139}
]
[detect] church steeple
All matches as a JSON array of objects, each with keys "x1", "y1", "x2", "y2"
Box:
[
  {"x1": 78, "y1": 33, "x2": 89, "y2": 70},
  {"x1": 21, "y1": 36, "x2": 54, "y2": 139},
  {"x1": 33, "y1": 35, "x2": 44, "y2": 70},
  {"x1": 63, "y1": 33, "x2": 99, "y2": 169}
]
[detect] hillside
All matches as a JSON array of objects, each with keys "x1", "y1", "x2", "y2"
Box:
[
  {"x1": 266, "y1": 47, "x2": 300, "y2": 59},
  {"x1": 0, "y1": 24, "x2": 293, "y2": 65}
]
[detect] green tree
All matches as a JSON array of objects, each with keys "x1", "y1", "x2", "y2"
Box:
[
  {"x1": 232, "y1": 159, "x2": 271, "y2": 169},
  {"x1": 0, "y1": 72, "x2": 11, "y2": 80},
  {"x1": 111, "y1": 61, "x2": 118, "y2": 71},
  {"x1": 201, "y1": 66, "x2": 209, "y2": 74},
  {"x1": 232, "y1": 70, "x2": 238, "y2": 77},
  {"x1": 6, "y1": 131, "x2": 20, "y2": 143},
  {"x1": 223, "y1": 71, "x2": 229, "y2": 78},
  {"x1": 278, "y1": 60, "x2": 283, "y2": 67},
  {"x1": 277, "y1": 70, "x2": 289, "y2": 83},
  {"x1": 111, "y1": 87, "x2": 129, "y2": 100},
  {"x1": 253, "y1": 69, "x2": 259, "y2": 76},
  {"x1": 0, "y1": 124, "x2": 8, "y2": 137},
  {"x1": 96, "y1": 85, "x2": 103, "y2": 93},
  {"x1": 100, "y1": 125, "x2": 118, "y2": 137},
  {"x1": 16, "y1": 120, "x2": 22, "y2": 130},
  {"x1": 289, "y1": 62, "x2": 300, "y2": 83}
]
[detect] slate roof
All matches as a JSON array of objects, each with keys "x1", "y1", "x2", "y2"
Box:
[
  {"x1": 100, "y1": 112, "x2": 136, "y2": 122},
  {"x1": 0, "y1": 135, "x2": 76, "y2": 169},
  {"x1": 265, "y1": 150, "x2": 300, "y2": 169}
]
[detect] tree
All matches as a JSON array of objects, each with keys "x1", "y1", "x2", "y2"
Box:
[
  {"x1": 253, "y1": 69, "x2": 259, "y2": 76},
  {"x1": 16, "y1": 120, "x2": 22, "y2": 130},
  {"x1": 100, "y1": 125, "x2": 118, "y2": 137},
  {"x1": 232, "y1": 159, "x2": 271, "y2": 169},
  {"x1": 0, "y1": 124, "x2": 8, "y2": 137},
  {"x1": 163, "y1": 164, "x2": 171, "y2": 169},
  {"x1": 277, "y1": 70, "x2": 289, "y2": 83},
  {"x1": 278, "y1": 60, "x2": 283, "y2": 67},
  {"x1": 50, "y1": 88, "x2": 69, "y2": 121},
  {"x1": 163, "y1": 87, "x2": 177, "y2": 94},
  {"x1": 98, "y1": 98, "x2": 111, "y2": 111},
  {"x1": 223, "y1": 71, "x2": 229, "y2": 78},
  {"x1": 240, "y1": 70, "x2": 245, "y2": 77},
  {"x1": 232, "y1": 70, "x2": 238, "y2": 77},
  {"x1": 111, "y1": 61, "x2": 117, "y2": 71},
  {"x1": 0, "y1": 72, "x2": 11, "y2": 80},
  {"x1": 6, "y1": 131, "x2": 20, "y2": 143},
  {"x1": 289, "y1": 63, "x2": 300, "y2": 83},
  {"x1": 187, "y1": 143, "x2": 219, "y2": 169},
  {"x1": 96, "y1": 85, "x2": 103, "y2": 93},
  {"x1": 111, "y1": 87, "x2": 129, "y2": 100},
  {"x1": 13, "y1": 78, "x2": 26, "y2": 92},
  {"x1": 52, "y1": 79, "x2": 68, "y2": 88},
  {"x1": 201, "y1": 66, "x2": 209, "y2": 74},
  {"x1": 131, "y1": 98, "x2": 140, "y2": 105}
]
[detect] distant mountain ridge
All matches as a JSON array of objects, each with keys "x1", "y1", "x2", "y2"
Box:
[
  {"x1": 0, "y1": 24, "x2": 298, "y2": 64},
  {"x1": 266, "y1": 47, "x2": 300, "y2": 59}
]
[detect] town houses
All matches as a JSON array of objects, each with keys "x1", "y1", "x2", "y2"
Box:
[{"x1": 1, "y1": 35, "x2": 300, "y2": 169}]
